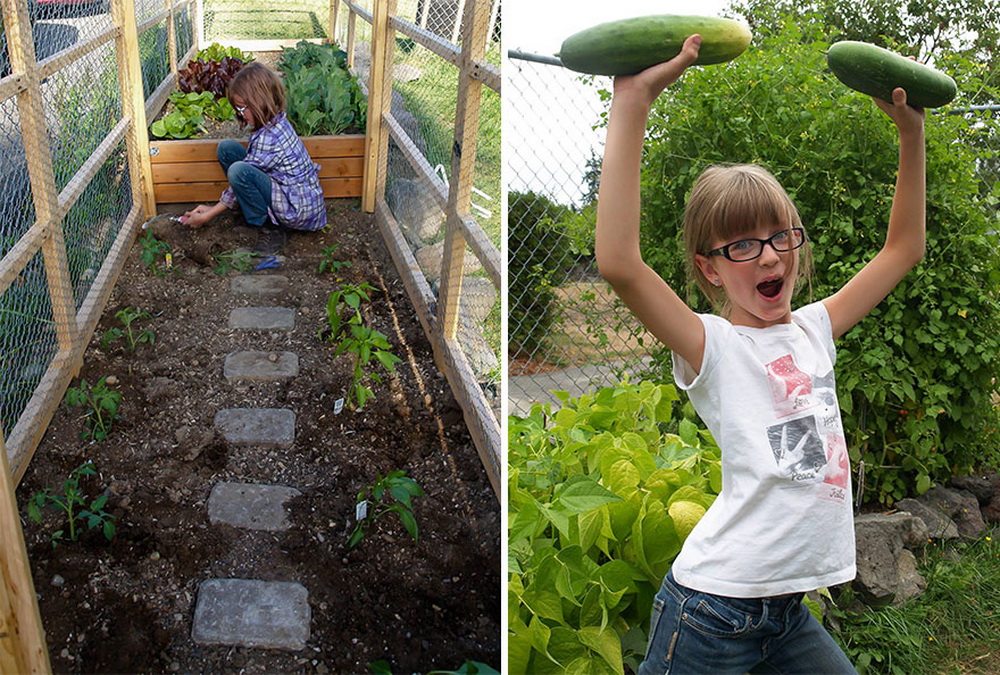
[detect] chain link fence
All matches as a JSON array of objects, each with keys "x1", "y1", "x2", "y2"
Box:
[
  {"x1": 506, "y1": 51, "x2": 651, "y2": 416},
  {"x1": 506, "y1": 50, "x2": 1000, "y2": 417}
]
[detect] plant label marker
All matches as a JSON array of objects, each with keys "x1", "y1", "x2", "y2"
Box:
[
  {"x1": 165, "y1": 253, "x2": 173, "y2": 270},
  {"x1": 334, "y1": 398, "x2": 345, "y2": 414},
  {"x1": 356, "y1": 500, "x2": 368, "y2": 521}
]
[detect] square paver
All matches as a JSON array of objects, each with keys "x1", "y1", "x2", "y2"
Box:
[
  {"x1": 207, "y1": 482, "x2": 301, "y2": 531},
  {"x1": 224, "y1": 351, "x2": 298, "y2": 381},
  {"x1": 192, "y1": 578, "x2": 310, "y2": 650},
  {"x1": 214, "y1": 408, "x2": 295, "y2": 447},
  {"x1": 229, "y1": 307, "x2": 296, "y2": 331}
]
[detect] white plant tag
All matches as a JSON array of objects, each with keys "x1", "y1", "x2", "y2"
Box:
[
  {"x1": 356, "y1": 500, "x2": 368, "y2": 521},
  {"x1": 334, "y1": 398, "x2": 345, "y2": 414}
]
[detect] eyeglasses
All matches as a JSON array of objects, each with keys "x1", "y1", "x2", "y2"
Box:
[
  {"x1": 707, "y1": 227, "x2": 806, "y2": 262},
  {"x1": 235, "y1": 104, "x2": 248, "y2": 117}
]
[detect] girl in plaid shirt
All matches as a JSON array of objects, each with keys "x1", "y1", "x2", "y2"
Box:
[{"x1": 182, "y1": 62, "x2": 326, "y2": 255}]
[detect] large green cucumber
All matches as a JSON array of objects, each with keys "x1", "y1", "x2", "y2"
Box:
[
  {"x1": 826, "y1": 41, "x2": 957, "y2": 108},
  {"x1": 557, "y1": 15, "x2": 752, "y2": 76}
]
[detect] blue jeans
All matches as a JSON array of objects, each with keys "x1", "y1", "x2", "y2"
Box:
[
  {"x1": 638, "y1": 571, "x2": 857, "y2": 675},
  {"x1": 217, "y1": 139, "x2": 272, "y2": 227}
]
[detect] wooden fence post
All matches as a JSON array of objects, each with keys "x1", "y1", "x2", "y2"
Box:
[
  {"x1": 329, "y1": 0, "x2": 340, "y2": 44},
  {"x1": 112, "y1": 0, "x2": 157, "y2": 218},
  {"x1": 0, "y1": 0, "x2": 78, "y2": 361},
  {"x1": 0, "y1": 433, "x2": 51, "y2": 674},
  {"x1": 437, "y1": 0, "x2": 489, "y2": 341},
  {"x1": 362, "y1": 0, "x2": 395, "y2": 214},
  {"x1": 166, "y1": 0, "x2": 178, "y2": 73}
]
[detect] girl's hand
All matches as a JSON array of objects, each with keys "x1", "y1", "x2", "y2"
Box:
[
  {"x1": 612, "y1": 34, "x2": 702, "y2": 108},
  {"x1": 873, "y1": 87, "x2": 926, "y2": 137},
  {"x1": 182, "y1": 204, "x2": 213, "y2": 229}
]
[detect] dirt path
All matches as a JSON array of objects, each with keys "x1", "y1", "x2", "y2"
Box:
[{"x1": 16, "y1": 199, "x2": 500, "y2": 673}]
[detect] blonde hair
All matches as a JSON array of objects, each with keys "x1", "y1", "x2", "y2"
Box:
[
  {"x1": 682, "y1": 164, "x2": 813, "y2": 313},
  {"x1": 228, "y1": 62, "x2": 286, "y2": 130}
]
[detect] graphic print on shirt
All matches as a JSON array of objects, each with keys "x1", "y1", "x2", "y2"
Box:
[
  {"x1": 766, "y1": 416, "x2": 827, "y2": 483},
  {"x1": 764, "y1": 353, "x2": 850, "y2": 502}
]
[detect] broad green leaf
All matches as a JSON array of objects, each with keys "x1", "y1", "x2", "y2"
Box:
[
  {"x1": 554, "y1": 476, "x2": 622, "y2": 514},
  {"x1": 604, "y1": 459, "x2": 640, "y2": 497},
  {"x1": 521, "y1": 588, "x2": 565, "y2": 624},
  {"x1": 578, "y1": 625, "x2": 625, "y2": 675}
]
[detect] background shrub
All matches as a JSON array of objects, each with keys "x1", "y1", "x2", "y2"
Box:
[{"x1": 633, "y1": 19, "x2": 1000, "y2": 503}]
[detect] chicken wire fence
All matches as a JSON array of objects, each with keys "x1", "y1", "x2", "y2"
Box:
[
  {"x1": 505, "y1": 50, "x2": 1000, "y2": 417},
  {"x1": 4, "y1": 0, "x2": 505, "y2": 477},
  {"x1": 1, "y1": 0, "x2": 184, "y2": 472},
  {"x1": 335, "y1": 0, "x2": 502, "y2": 488}
]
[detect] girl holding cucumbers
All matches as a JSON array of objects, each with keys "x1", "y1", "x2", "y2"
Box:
[{"x1": 595, "y1": 34, "x2": 926, "y2": 674}]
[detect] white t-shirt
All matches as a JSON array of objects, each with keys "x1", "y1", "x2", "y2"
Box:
[{"x1": 670, "y1": 302, "x2": 856, "y2": 598}]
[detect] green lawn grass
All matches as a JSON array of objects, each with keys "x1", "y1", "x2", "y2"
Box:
[
  {"x1": 203, "y1": 0, "x2": 329, "y2": 41},
  {"x1": 833, "y1": 530, "x2": 1000, "y2": 674}
]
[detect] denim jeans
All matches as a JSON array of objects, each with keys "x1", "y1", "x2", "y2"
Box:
[
  {"x1": 638, "y1": 571, "x2": 857, "y2": 675},
  {"x1": 217, "y1": 139, "x2": 272, "y2": 227}
]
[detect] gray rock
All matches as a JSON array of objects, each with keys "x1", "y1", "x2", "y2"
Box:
[
  {"x1": 893, "y1": 549, "x2": 926, "y2": 603},
  {"x1": 982, "y1": 475, "x2": 1000, "y2": 524},
  {"x1": 853, "y1": 513, "x2": 928, "y2": 606},
  {"x1": 921, "y1": 487, "x2": 985, "y2": 539},
  {"x1": 895, "y1": 498, "x2": 960, "y2": 540},
  {"x1": 855, "y1": 512, "x2": 929, "y2": 549},
  {"x1": 385, "y1": 178, "x2": 444, "y2": 246},
  {"x1": 414, "y1": 241, "x2": 483, "y2": 283},
  {"x1": 192, "y1": 579, "x2": 310, "y2": 650},
  {"x1": 393, "y1": 64, "x2": 422, "y2": 82},
  {"x1": 948, "y1": 475, "x2": 996, "y2": 505}
]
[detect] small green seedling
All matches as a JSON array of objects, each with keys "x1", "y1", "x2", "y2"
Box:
[
  {"x1": 139, "y1": 230, "x2": 172, "y2": 276},
  {"x1": 213, "y1": 250, "x2": 255, "y2": 275},
  {"x1": 64, "y1": 377, "x2": 121, "y2": 441},
  {"x1": 317, "y1": 244, "x2": 353, "y2": 275},
  {"x1": 27, "y1": 461, "x2": 117, "y2": 546},
  {"x1": 335, "y1": 323, "x2": 402, "y2": 410},
  {"x1": 349, "y1": 470, "x2": 423, "y2": 548},
  {"x1": 319, "y1": 281, "x2": 374, "y2": 344},
  {"x1": 101, "y1": 306, "x2": 155, "y2": 351}
]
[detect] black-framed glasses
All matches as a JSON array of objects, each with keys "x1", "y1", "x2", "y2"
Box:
[{"x1": 707, "y1": 227, "x2": 806, "y2": 262}]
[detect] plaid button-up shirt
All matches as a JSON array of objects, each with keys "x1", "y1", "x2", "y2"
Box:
[{"x1": 220, "y1": 112, "x2": 326, "y2": 231}]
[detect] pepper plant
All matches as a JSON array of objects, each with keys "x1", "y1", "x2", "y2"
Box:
[{"x1": 349, "y1": 470, "x2": 424, "y2": 548}]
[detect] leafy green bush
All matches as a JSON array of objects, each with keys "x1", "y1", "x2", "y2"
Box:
[
  {"x1": 634, "y1": 20, "x2": 1000, "y2": 503},
  {"x1": 508, "y1": 381, "x2": 721, "y2": 673},
  {"x1": 151, "y1": 90, "x2": 235, "y2": 139},
  {"x1": 507, "y1": 191, "x2": 571, "y2": 358},
  {"x1": 277, "y1": 41, "x2": 366, "y2": 135}
]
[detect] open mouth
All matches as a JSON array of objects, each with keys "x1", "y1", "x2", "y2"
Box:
[{"x1": 757, "y1": 278, "x2": 784, "y2": 299}]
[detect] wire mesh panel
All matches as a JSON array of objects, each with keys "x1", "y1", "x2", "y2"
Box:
[
  {"x1": 506, "y1": 52, "x2": 651, "y2": 415},
  {"x1": 350, "y1": 0, "x2": 500, "y2": 490},
  {"x1": 204, "y1": 0, "x2": 330, "y2": 42}
]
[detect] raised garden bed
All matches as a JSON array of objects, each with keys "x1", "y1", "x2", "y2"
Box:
[
  {"x1": 148, "y1": 42, "x2": 366, "y2": 204},
  {"x1": 16, "y1": 200, "x2": 500, "y2": 672},
  {"x1": 149, "y1": 134, "x2": 365, "y2": 203}
]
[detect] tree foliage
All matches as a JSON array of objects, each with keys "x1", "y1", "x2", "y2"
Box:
[{"x1": 636, "y1": 19, "x2": 1000, "y2": 503}]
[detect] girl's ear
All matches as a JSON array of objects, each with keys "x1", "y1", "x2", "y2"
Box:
[{"x1": 694, "y1": 253, "x2": 720, "y2": 286}]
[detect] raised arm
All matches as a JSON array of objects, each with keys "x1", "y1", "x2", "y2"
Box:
[
  {"x1": 822, "y1": 88, "x2": 926, "y2": 339},
  {"x1": 595, "y1": 35, "x2": 709, "y2": 371}
]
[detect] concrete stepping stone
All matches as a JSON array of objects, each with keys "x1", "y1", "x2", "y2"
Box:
[
  {"x1": 192, "y1": 578, "x2": 310, "y2": 650},
  {"x1": 229, "y1": 306, "x2": 296, "y2": 331},
  {"x1": 230, "y1": 275, "x2": 289, "y2": 296},
  {"x1": 207, "y1": 482, "x2": 301, "y2": 531},
  {"x1": 224, "y1": 351, "x2": 298, "y2": 382},
  {"x1": 214, "y1": 408, "x2": 295, "y2": 447}
]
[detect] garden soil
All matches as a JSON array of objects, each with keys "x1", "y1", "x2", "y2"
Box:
[{"x1": 15, "y1": 199, "x2": 500, "y2": 673}]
